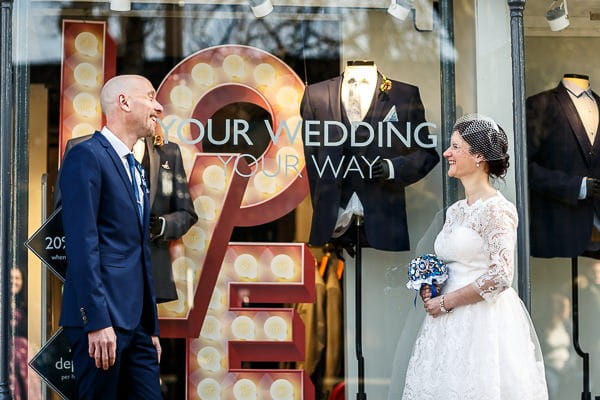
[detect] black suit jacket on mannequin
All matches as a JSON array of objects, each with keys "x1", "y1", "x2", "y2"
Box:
[
  {"x1": 527, "y1": 82, "x2": 600, "y2": 258},
  {"x1": 301, "y1": 75, "x2": 439, "y2": 251},
  {"x1": 56, "y1": 135, "x2": 198, "y2": 302}
]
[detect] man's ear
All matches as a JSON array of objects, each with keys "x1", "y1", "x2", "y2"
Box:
[{"x1": 118, "y1": 94, "x2": 130, "y2": 112}]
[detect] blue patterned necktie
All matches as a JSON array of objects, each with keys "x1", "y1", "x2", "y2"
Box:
[{"x1": 126, "y1": 153, "x2": 144, "y2": 221}]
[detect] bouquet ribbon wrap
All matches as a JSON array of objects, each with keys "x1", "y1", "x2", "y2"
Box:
[{"x1": 406, "y1": 254, "x2": 449, "y2": 305}]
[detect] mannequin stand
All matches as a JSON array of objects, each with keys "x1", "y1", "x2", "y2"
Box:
[
  {"x1": 570, "y1": 257, "x2": 597, "y2": 400},
  {"x1": 355, "y1": 216, "x2": 366, "y2": 400}
]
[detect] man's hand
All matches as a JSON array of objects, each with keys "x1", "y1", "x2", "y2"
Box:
[
  {"x1": 88, "y1": 327, "x2": 117, "y2": 370},
  {"x1": 371, "y1": 159, "x2": 390, "y2": 180},
  {"x1": 587, "y1": 178, "x2": 600, "y2": 199},
  {"x1": 151, "y1": 336, "x2": 162, "y2": 363},
  {"x1": 149, "y1": 216, "x2": 163, "y2": 240}
]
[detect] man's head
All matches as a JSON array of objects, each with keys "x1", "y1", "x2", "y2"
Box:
[{"x1": 100, "y1": 75, "x2": 163, "y2": 140}]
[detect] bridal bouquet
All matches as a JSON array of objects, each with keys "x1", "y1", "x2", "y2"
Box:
[{"x1": 406, "y1": 254, "x2": 448, "y2": 299}]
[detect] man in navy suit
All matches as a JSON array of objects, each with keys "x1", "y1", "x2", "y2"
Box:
[{"x1": 59, "y1": 75, "x2": 163, "y2": 399}]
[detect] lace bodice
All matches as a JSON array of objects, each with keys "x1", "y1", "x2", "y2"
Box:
[{"x1": 434, "y1": 193, "x2": 518, "y2": 301}]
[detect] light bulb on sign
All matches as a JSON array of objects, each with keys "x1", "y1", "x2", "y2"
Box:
[
  {"x1": 234, "y1": 254, "x2": 259, "y2": 280},
  {"x1": 72, "y1": 93, "x2": 98, "y2": 118},
  {"x1": 194, "y1": 196, "x2": 217, "y2": 222},
  {"x1": 263, "y1": 316, "x2": 288, "y2": 341},
  {"x1": 74, "y1": 32, "x2": 99, "y2": 57},
  {"x1": 253, "y1": 63, "x2": 276, "y2": 86},
  {"x1": 171, "y1": 256, "x2": 195, "y2": 282},
  {"x1": 163, "y1": 289, "x2": 186, "y2": 314},
  {"x1": 233, "y1": 378, "x2": 258, "y2": 400},
  {"x1": 276, "y1": 87, "x2": 299, "y2": 110},
  {"x1": 169, "y1": 84, "x2": 193, "y2": 110},
  {"x1": 208, "y1": 287, "x2": 224, "y2": 311},
  {"x1": 192, "y1": 63, "x2": 216, "y2": 86},
  {"x1": 202, "y1": 165, "x2": 227, "y2": 192},
  {"x1": 223, "y1": 54, "x2": 246, "y2": 80},
  {"x1": 200, "y1": 315, "x2": 222, "y2": 341},
  {"x1": 197, "y1": 378, "x2": 221, "y2": 400},
  {"x1": 270, "y1": 379, "x2": 294, "y2": 400},
  {"x1": 182, "y1": 226, "x2": 207, "y2": 253},
  {"x1": 231, "y1": 315, "x2": 256, "y2": 340},
  {"x1": 197, "y1": 346, "x2": 222, "y2": 372},
  {"x1": 270, "y1": 254, "x2": 295, "y2": 280},
  {"x1": 71, "y1": 123, "x2": 96, "y2": 139},
  {"x1": 73, "y1": 63, "x2": 99, "y2": 88},
  {"x1": 253, "y1": 171, "x2": 277, "y2": 195}
]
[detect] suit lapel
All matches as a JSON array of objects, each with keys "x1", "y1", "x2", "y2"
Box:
[
  {"x1": 555, "y1": 84, "x2": 593, "y2": 166},
  {"x1": 328, "y1": 76, "x2": 342, "y2": 122},
  {"x1": 146, "y1": 138, "x2": 159, "y2": 207},
  {"x1": 590, "y1": 91, "x2": 600, "y2": 160},
  {"x1": 368, "y1": 73, "x2": 387, "y2": 122},
  {"x1": 94, "y1": 132, "x2": 140, "y2": 221}
]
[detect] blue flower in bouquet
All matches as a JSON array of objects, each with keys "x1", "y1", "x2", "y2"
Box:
[{"x1": 406, "y1": 254, "x2": 449, "y2": 299}]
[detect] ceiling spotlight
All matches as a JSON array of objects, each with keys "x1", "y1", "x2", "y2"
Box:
[
  {"x1": 546, "y1": 0, "x2": 569, "y2": 32},
  {"x1": 249, "y1": 0, "x2": 273, "y2": 18},
  {"x1": 388, "y1": 0, "x2": 413, "y2": 21},
  {"x1": 110, "y1": 0, "x2": 131, "y2": 11}
]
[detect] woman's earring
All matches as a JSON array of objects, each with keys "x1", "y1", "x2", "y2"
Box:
[{"x1": 476, "y1": 161, "x2": 480, "y2": 168}]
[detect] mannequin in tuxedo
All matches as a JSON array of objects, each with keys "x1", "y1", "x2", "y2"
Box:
[
  {"x1": 527, "y1": 74, "x2": 600, "y2": 258},
  {"x1": 56, "y1": 135, "x2": 198, "y2": 302},
  {"x1": 301, "y1": 61, "x2": 439, "y2": 251}
]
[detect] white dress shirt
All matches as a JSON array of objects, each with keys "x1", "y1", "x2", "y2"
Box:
[{"x1": 100, "y1": 126, "x2": 145, "y2": 213}]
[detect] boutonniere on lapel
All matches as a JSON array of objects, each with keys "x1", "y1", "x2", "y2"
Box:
[
  {"x1": 161, "y1": 161, "x2": 170, "y2": 170},
  {"x1": 152, "y1": 134, "x2": 164, "y2": 147},
  {"x1": 379, "y1": 73, "x2": 392, "y2": 94}
]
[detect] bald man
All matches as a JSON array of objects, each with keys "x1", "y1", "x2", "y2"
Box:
[{"x1": 59, "y1": 75, "x2": 163, "y2": 399}]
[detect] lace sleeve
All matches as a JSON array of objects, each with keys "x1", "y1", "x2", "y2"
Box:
[{"x1": 470, "y1": 199, "x2": 518, "y2": 302}]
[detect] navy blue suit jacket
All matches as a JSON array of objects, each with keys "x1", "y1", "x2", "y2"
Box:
[
  {"x1": 59, "y1": 131, "x2": 159, "y2": 336},
  {"x1": 301, "y1": 75, "x2": 439, "y2": 251},
  {"x1": 527, "y1": 83, "x2": 600, "y2": 258}
]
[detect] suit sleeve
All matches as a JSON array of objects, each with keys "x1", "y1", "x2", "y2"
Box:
[
  {"x1": 158, "y1": 144, "x2": 198, "y2": 240},
  {"x1": 54, "y1": 138, "x2": 81, "y2": 210},
  {"x1": 527, "y1": 95, "x2": 583, "y2": 205},
  {"x1": 389, "y1": 87, "x2": 440, "y2": 186},
  {"x1": 60, "y1": 144, "x2": 112, "y2": 332},
  {"x1": 301, "y1": 86, "x2": 320, "y2": 195}
]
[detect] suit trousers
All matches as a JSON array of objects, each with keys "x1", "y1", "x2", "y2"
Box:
[{"x1": 63, "y1": 324, "x2": 161, "y2": 400}]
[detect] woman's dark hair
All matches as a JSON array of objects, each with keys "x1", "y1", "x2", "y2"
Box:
[{"x1": 454, "y1": 120, "x2": 510, "y2": 179}]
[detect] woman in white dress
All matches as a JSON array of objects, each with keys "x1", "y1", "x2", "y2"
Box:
[{"x1": 401, "y1": 114, "x2": 549, "y2": 399}]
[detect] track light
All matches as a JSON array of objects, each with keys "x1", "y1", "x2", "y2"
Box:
[
  {"x1": 248, "y1": 0, "x2": 273, "y2": 18},
  {"x1": 110, "y1": 0, "x2": 131, "y2": 11},
  {"x1": 546, "y1": 0, "x2": 569, "y2": 32},
  {"x1": 387, "y1": 0, "x2": 412, "y2": 21}
]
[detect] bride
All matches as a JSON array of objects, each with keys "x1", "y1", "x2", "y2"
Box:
[{"x1": 398, "y1": 114, "x2": 548, "y2": 399}]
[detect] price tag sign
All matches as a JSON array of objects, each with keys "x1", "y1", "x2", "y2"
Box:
[
  {"x1": 25, "y1": 207, "x2": 67, "y2": 281},
  {"x1": 29, "y1": 328, "x2": 76, "y2": 400}
]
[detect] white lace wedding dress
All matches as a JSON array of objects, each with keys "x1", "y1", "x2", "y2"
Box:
[{"x1": 400, "y1": 193, "x2": 548, "y2": 400}]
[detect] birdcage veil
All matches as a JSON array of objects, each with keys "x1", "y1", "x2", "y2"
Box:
[{"x1": 452, "y1": 114, "x2": 508, "y2": 162}]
